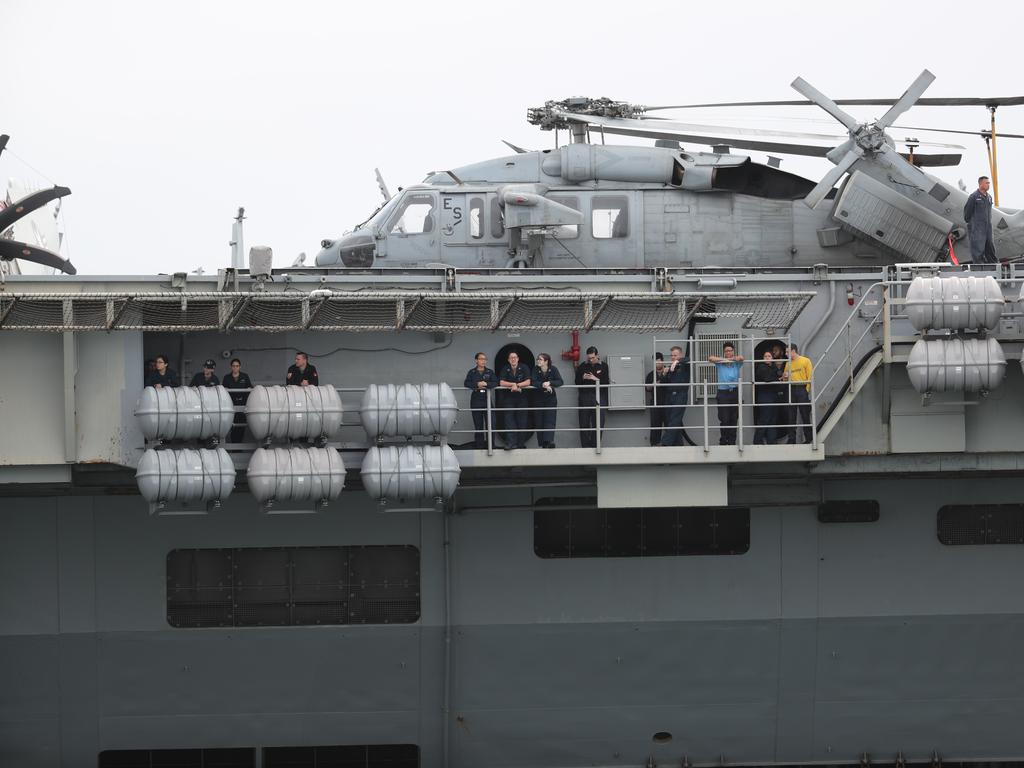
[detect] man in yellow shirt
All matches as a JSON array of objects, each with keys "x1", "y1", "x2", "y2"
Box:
[{"x1": 783, "y1": 343, "x2": 814, "y2": 444}]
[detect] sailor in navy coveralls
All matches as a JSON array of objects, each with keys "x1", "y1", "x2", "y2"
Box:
[
  {"x1": 963, "y1": 176, "x2": 996, "y2": 263},
  {"x1": 463, "y1": 352, "x2": 497, "y2": 448}
]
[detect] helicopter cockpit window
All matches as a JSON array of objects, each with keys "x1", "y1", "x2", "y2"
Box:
[
  {"x1": 592, "y1": 196, "x2": 628, "y2": 239},
  {"x1": 388, "y1": 193, "x2": 436, "y2": 235},
  {"x1": 549, "y1": 196, "x2": 580, "y2": 239},
  {"x1": 470, "y1": 197, "x2": 484, "y2": 239}
]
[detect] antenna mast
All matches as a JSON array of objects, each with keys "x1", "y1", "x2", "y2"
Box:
[{"x1": 229, "y1": 207, "x2": 246, "y2": 269}]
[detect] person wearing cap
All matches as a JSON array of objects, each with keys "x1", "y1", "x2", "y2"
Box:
[
  {"x1": 286, "y1": 352, "x2": 319, "y2": 386},
  {"x1": 189, "y1": 359, "x2": 221, "y2": 387}
]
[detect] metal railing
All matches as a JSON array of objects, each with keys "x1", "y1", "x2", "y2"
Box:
[
  {"x1": 453, "y1": 373, "x2": 817, "y2": 455},
  {"x1": 196, "y1": 373, "x2": 818, "y2": 458}
]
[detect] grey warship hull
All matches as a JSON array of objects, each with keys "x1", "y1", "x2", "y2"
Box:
[{"x1": 2, "y1": 264, "x2": 1024, "y2": 768}]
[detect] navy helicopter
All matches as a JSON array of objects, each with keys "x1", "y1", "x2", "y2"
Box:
[{"x1": 316, "y1": 71, "x2": 1024, "y2": 270}]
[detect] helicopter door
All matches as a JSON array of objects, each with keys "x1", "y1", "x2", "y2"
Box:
[
  {"x1": 381, "y1": 191, "x2": 441, "y2": 266},
  {"x1": 439, "y1": 193, "x2": 467, "y2": 245},
  {"x1": 586, "y1": 192, "x2": 640, "y2": 268},
  {"x1": 541, "y1": 195, "x2": 583, "y2": 267}
]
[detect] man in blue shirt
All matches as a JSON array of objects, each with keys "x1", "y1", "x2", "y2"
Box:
[{"x1": 708, "y1": 342, "x2": 744, "y2": 446}]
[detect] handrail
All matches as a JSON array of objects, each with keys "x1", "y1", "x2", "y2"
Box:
[
  {"x1": 204, "y1": 376, "x2": 820, "y2": 455},
  {"x1": 811, "y1": 281, "x2": 886, "y2": 408}
]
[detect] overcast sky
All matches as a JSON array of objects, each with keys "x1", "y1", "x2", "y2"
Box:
[{"x1": 4, "y1": 0, "x2": 1024, "y2": 275}]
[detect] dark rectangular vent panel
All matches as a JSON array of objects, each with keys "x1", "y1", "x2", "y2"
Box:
[
  {"x1": 818, "y1": 500, "x2": 880, "y2": 523},
  {"x1": 938, "y1": 504, "x2": 1024, "y2": 545},
  {"x1": 167, "y1": 546, "x2": 420, "y2": 628},
  {"x1": 534, "y1": 505, "x2": 749, "y2": 558},
  {"x1": 99, "y1": 748, "x2": 255, "y2": 768},
  {"x1": 263, "y1": 744, "x2": 419, "y2": 768}
]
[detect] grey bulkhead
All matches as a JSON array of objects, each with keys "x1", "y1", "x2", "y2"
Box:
[{"x1": 316, "y1": 146, "x2": 886, "y2": 269}]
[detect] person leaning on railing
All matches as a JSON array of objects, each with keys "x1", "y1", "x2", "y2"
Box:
[
  {"x1": 782, "y1": 343, "x2": 814, "y2": 444},
  {"x1": 532, "y1": 353, "x2": 563, "y2": 448},
  {"x1": 145, "y1": 354, "x2": 179, "y2": 388},
  {"x1": 645, "y1": 352, "x2": 666, "y2": 446},
  {"x1": 499, "y1": 351, "x2": 532, "y2": 450},
  {"x1": 464, "y1": 352, "x2": 498, "y2": 449},
  {"x1": 575, "y1": 346, "x2": 609, "y2": 448},
  {"x1": 753, "y1": 350, "x2": 783, "y2": 445},
  {"x1": 708, "y1": 343, "x2": 743, "y2": 446},
  {"x1": 659, "y1": 345, "x2": 689, "y2": 447}
]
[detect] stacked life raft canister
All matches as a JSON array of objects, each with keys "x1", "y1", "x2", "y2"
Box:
[
  {"x1": 134, "y1": 385, "x2": 237, "y2": 510},
  {"x1": 359, "y1": 383, "x2": 461, "y2": 503},
  {"x1": 904, "y1": 275, "x2": 1007, "y2": 393},
  {"x1": 244, "y1": 385, "x2": 346, "y2": 508}
]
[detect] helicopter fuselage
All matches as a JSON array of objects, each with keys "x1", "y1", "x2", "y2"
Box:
[{"x1": 315, "y1": 145, "x2": 1022, "y2": 270}]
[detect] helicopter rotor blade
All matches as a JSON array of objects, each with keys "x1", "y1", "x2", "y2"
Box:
[
  {"x1": 594, "y1": 125, "x2": 832, "y2": 157},
  {"x1": 899, "y1": 152, "x2": 962, "y2": 167},
  {"x1": 804, "y1": 148, "x2": 860, "y2": 209},
  {"x1": 644, "y1": 95, "x2": 1024, "y2": 109},
  {"x1": 891, "y1": 124, "x2": 1024, "y2": 140},
  {"x1": 878, "y1": 70, "x2": 936, "y2": 128},
  {"x1": 791, "y1": 76, "x2": 860, "y2": 131},
  {"x1": 554, "y1": 110, "x2": 834, "y2": 156},
  {"x1": 555, "y1": 111, "x2": 964, "y2": 150},
  {"x1": 0, "y1": 239, "x2": 77, "y2": 275},
  {"x1": 0, "y1": 186, "x2": 72, "y2": 235}
]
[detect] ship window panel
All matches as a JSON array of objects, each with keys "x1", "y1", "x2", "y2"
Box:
[
  {"x1": 167, "y1": 547, "x2": 419, "y2": 628},
  {"x1": 469, "y1": 197, "x2": 484, "y2": 239},
  {"x1": 642, "y1": 507, "x2": 679, "y2": 556},
  {"x1": 569, "y1": 508, "x2": 606, "y2": 557},
  {"x1": 490, "y1": 196, "x2": 505, "y2": 238},
  {"x1": 605, "y1": 508, "x2": 643, "y2": 557},
  {"x1": 938, "y1": 504, "x2": 1024, "y2": 545},
  {"x1": 533, "y1": 507, "x2": 572, "y2": 557},
  {"x1": 549, "y1": 195, "x2": 580, "y2": 239},
  {"x1": 818, "y1": 499, "x2": 880, "y2": 523},
  {"x1": 592, "y1": 195, "x2": 629, "y2": 239}
]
